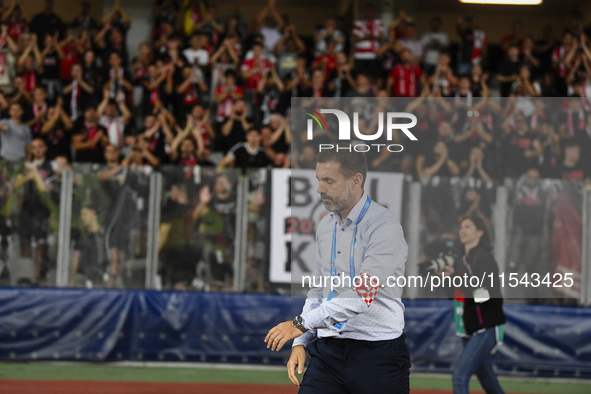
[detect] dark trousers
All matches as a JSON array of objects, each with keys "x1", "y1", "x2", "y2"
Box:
[{"x1": 299, "y1": 335, "x2": 410, "y2": 394}]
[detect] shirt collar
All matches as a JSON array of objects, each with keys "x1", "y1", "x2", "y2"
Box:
[{"x1": 330, "y1": 191, "x2": 369, "y2": 226}]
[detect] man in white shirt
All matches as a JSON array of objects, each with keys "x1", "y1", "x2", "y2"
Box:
[
  {"x1": 183, "y1": 33, "x2": 209, "y2": 69},
  {"x1": 264, "y1": 150, "x2": 410, "y2": 393},
  {"x1": 421, "y1": 17, "x2": 450, "y2": 76}
]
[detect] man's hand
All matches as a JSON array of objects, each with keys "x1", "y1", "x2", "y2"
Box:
[
  {"x1": 287, "y1": 345, "x2": 306, "y2": 386},
  {"x1": 265, "y1": 321, "x2": 305, "y2": 351}
]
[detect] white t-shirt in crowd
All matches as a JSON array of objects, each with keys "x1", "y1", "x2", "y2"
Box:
[
  {"x1": 183, "y1": 47, "x2": 209, "y2": 67},
  {"x1": 421, "y1": 32, "x2": 449, "y2": 66}
]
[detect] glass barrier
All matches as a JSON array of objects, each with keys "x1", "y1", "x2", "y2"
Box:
[
  {"x1": 157, "y1": 165, "x2": 240, "y2": 291},
  {"x1": 69, "y1": 163, "x2": 150, "y2": 289},
  {"x1": 417, "y1": 176, "x2": 496, "y2": 298},
  {"x1": 244, "y1": 168, "x2": 272, "y2": 292},
  {"x1": 504, "y1": 177, "x2": 585, "y2": 301},
  {"x1": 0, "y1": 161, "x2": 62, "y2": 287}
]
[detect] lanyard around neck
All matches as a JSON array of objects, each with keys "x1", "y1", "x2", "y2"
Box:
[{"x1": 331, "y1": 195, "x2": 371, "y2": 279}]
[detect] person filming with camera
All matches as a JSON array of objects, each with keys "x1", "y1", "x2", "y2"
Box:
[{"x1": 440, "y1": 216, "x2": 506, "y2": 394}]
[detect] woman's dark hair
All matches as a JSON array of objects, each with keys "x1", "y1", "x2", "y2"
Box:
[{"x1": 459, "y1": 215, "x2": 492, "y2": 250}]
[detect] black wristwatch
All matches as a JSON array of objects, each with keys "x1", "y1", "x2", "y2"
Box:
[{"x1": 293, "y1": 315, "x2": 308, "y2": 333}]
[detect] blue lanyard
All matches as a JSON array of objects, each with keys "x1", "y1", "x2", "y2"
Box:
[{"x1": 331, "y1": 196, "x2": 371, "y2": 279}]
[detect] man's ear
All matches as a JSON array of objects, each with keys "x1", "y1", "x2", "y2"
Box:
[{"x1": 353, "y1": 173, "x2": 363, "y2": 190}]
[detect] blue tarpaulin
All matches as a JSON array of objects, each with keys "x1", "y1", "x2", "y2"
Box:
[{"x1": 0, "y1": 288, "x2": 590, "y2": 379}]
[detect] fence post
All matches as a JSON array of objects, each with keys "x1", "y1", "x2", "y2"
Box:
[
  {"x1": 232, "y1": 175, "x2": 246, "y2": 292},
  {"x1": 145, "y1": 171, "x2": 162, "y2": 289},
  {"x1": 55, "y1": 169, "x2": 73, "y2": 287},
  {"x1": 581, "y1": 186, "x2": 591, "y2": 306},
  {"x1": 494, "y1": 185, "x2": 508, "y2": 275},
  {"x1": 405, "y1": 181, "x2": 422, "y2": 299}
]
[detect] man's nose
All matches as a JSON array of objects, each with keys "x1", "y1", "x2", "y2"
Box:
[{"x1": 317, "y1": 184, "x2": 326, "y2": 194}]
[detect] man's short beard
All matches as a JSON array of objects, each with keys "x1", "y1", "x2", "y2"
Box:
[{"x1": 322, "y1": 185, "x2": 352, "y2": 213}]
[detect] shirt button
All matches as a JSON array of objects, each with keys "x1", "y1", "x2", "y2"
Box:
[
  {"x1": 337, "y1": 251, "x2": 341, "y2": 254},
  {"x1": 341, "y1": 228, "x2": 345, "y2": 231}
]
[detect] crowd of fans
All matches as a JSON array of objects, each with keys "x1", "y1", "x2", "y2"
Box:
[
  {"x1": 0, "y1": 0, "x2": 589, "y2": 290},
  {"x1": 0, "y1": 0, "x2": 587, "y2": 183}
]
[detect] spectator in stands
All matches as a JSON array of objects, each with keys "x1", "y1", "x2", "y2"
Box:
[
  {"x1": 421, "y1": 16, "x2": 449, "y2": 76},
  {"x1": 72, "y1": 105, "x2": 108, "y2": 163},
  {"x1": 25, "y1": 86, "x2": 48, "y2": 139},
  {"x1": 210, "y1": 38, "x2": 240, "y2": 99},
  {"x1": 398, "y1": 21, "x2": 422, "y2": 64},
  {"x1": 388, "y1": 48, "x2": 427, "y2": 97},
  {"x1": 552, "y1": 30, "x2": 575, "y2": 96},
  {"x1": 69, "y1": 205, "x2": 109, "y2": 288},
  {"x1": 346, "y1": 72, "x2": 375, "y2": 98},
  {"x1": 174, "y1": 65, "x2": 207, "y2": 120},
  {"x1": 71, "y1": 1, "x2": 98, "y2": 35},
  {"x1": 39, "y1": 32, "x2": 63, "y2": 101},
  {"x1": 462, "y1": 146, "x2": 492, "y2": 184},
  {"x1": 62, "y1": 63, "x2": 93, "y2": 121},
  {"x1": 377, "y1": 26, "x2": 402, "y2": 84},
  {"x1": 169, "y1": 113, "x2": 204, "y2": 165},
  {"x1": 16, "y1": 35, "x2": 42, "y2": 89},
  {"x1": 454, "y1": 111, "x2": 494, "y2": 171},
  {"x1": 501, "y1": 19, "x2": 525, "y2": 56},
  {"x1": 274, "y1": 24, "x2": 305, "y2": 80},
  {"x1": 352, "y1": 3, "x2": 383, "y2": 77},
  {"x1": 104, "y1": 52, "x2": 133, "y2": 104},
  {"x1": 30, "y1": 0, "x2": 63, "y2": 48},
  {"x1": 219, "y1": 99, "x2": 251, "y2": 154},
  {"x1": 536, "y1": 119, "x2": 560, "y2": 177},
  {"x1": 522, "y1": 35, "x2": 540, "y2": 77},
  {"x1": 217, "y1": 128, "x2": 271, "y2": 172},
  {"x1": 554, "y1": 140, "x2": 587, "y2": 181},
  {"x1": 240, "y1": 41, "x2": 271, "y2": 103},
  {"x1": 292, "y1": 143, "x2": 316, "y2": 169},
  {"x1": 215, "y1": 69, "x2": 243, "y2": 123},
  {"x1": 98, "y1": 94, "x2": 131, "y2": 152},
  {"x1": 428, "y1": 52, "x2": 457, "y2": 97},
  {"x1": 257, "y1": 68, "x2": 284, "y2": 124},
  {"x1": 41, "y1": 97, "x2": 73, "y2": 161},
  {"x1": 469, "y1": 64, "x2": 489, "y2": 97},
  {"x1": 193, "y1": 4, "x2": 224, "y2": 45},
  {"x1": 501, "y1": 109, "x2": 541, "y2": 178},
  {"x1": 416, "y1": 121, "x2": 460, "y2": 180},
  {"x1": 255, "y1": 0, "x2": 284, "y2": 54},
  {"x1": 102, "y1": 0, "x2": 132, "y2": 43},
  {"x1": 314, "y1": 17, "x2": 345, "y2": 56},
  {"x1": 183, "y1": 32, "x2": 209, "y2": 72},
  {"x1": 497, "y1": 44, "x2": 523, "y2": 97},
  {"x1": 559, "y1": 95, "x2": 586, "y2": 139},
  {"x1": 0, "y1": 102, "x2": 31, "y2": 161},
  {"x1": 535, "y1": 23, "x2": 558, "y2": 77},
  {"x1": 510, "y1": 66, "x2": 542, "y2": 116},
  {"x1": 187, "y1": 104, "x2": 215, "y2": 150},
  {"x1": 141, "y1": 111, "x2": 173, "y2": 165},
  {"x1": 14, "y1": 138, "x2": 54, "y2": 284},
  {"x1": 3, "y1": 0, "x2": 32, "y2": 42},
  {"x1": 456, "y1": 16, "x2": 487, "y2": 75},
  {"x1": 458, "y1": 188, "x2": 492, "y2": 229}
]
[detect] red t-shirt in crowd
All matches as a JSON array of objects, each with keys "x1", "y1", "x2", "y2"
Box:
[
  {"x1": 390, "y1": 64, "x2": 423, "y2": 97},
  {"x1": 215, "y1": 84, "x2": 243, "y2": 122},
  {"x1": 240, "y1": 58, "x2": 271, "y2": 91}
]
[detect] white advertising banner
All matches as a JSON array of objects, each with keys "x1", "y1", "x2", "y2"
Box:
[{"x1": 269, "y1": 168, "x2": 404, "y2": 284}]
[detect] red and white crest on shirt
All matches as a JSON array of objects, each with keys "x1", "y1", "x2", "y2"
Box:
[{"x1": 353, "y1": 272, "x2": 381, "y2": 307}]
